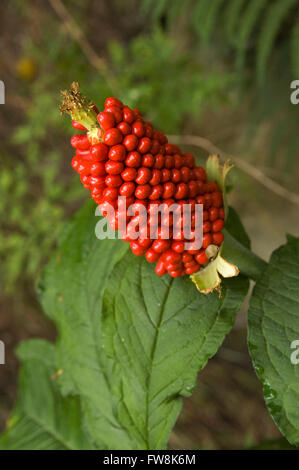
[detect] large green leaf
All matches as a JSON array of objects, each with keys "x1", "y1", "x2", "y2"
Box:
[
  {"x1": 0, "y1": 340, "x2": 94, "y2": 450},
  {"x1": 2, "y1": 201, "x2": 249, "y2": 449},
  {"x1": 43, "y1": 201, "x2": 248, "y2": 449},
  {"x1": 248, "y1": 236, "x2": 299, "y2": 445},
  {"x1": 38, "y1": 200, "x2": 132, "y2": 449},
  {"x1": 102, "y1": 256, "x2": 249, "y2": 449}
]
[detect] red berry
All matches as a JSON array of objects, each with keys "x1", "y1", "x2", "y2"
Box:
[
  {"x1": 130, "y1": 241, "x2": 145, "y2": 256},
  {"x1": 104, "y1": 128, "x2": 123, "y2": 146},
  {"x1": 154, "y1": 154, "x2": 165, "y2": 169},
  {"x1": 71, "y1": 134, "x2": 90, "y2": 150},
  {"x1": 144, "y1": 122, "x2": 154, "y2": 138},
  {"x1": 174, "y1": 154, "x2": 182, "y2": 169},
  {"x1": 97, "y1": 111, "x2": 116, "y2": 130},
  {"x1": 104, "y1": 97, "x2": 122, "y2": 108},
  {"x1": 185, "y1": 264, "x2": 200, "y2": 275},
  {"x1": 108, "y1": 144, "x2": 126, "y2": 161},
  {"x1": 105, "y1": 106, "x2": 122, "y2": 123},
  {"x1": 168, "y1": 269, "x2": 182, "y2": 278},
  {"x1": 161, "y1": 169, "x2": 171, "y2": 183},
  {"x1": 135, "y1": 184, "x2": 151, "y2": 199},
  {"x1": 122, "y1": 106, "x2": 135, "y2": 124},
  {"x1": 182, "y1": 253, "x2": 193, "y2": 263},
  {"x1": 103, "y1": 187, "x2": 119, "y2": 201},
  {"x1": 193, "y1": 166, "x2": 207, "y2": 181},
  {"x1": 105, "y1": 175, "x2": 123, "y2": 187},
  {"x1": 149, "y1": 169, "x2": 161, "y2": 185},
  {"x1": 212, "y1": 219, "x2": 224, "y2": 232},
  {"x1": 89, "y1": 176, "x2": 105, "y2": 187},
  {"x1": 183, "y1": 153, "x2": 195, "y2": 168},
  {"x1": 90, "y1": 143, "x2": 108, "y2": 161},
  {"x1": 219, "y1": 208, "x2": 225, "y2": 219},
  {"x1": 195, "y1": 249, "x2": 208, "y2": 265},
  {"x1": 171, "y1": 241, "x2": 184, "y2": 253},
  {"x1": 174, "y1": 183, "x2": 188, "y2": 200},
  {"x1": 117, "y1": 121, "x2": 131, "y2": 135},
  {"x1": 155, "y1": 260, "x2": 167, "y2": 276},
  {"x1": 188, "y1": 181, "x2": 198, "y2": 198},
  {"x1": 135, "y1": 167, "x2": 152, "y2": 185},
  {"x1": 123, "y1": 134, "x2": 138, "y2": 151},
  {"x1": 196, "y1": 195, "x2": 205, "y2": 206},
  {"x1": 212, "y1": 232, "x2": 224, "y2": 245},
  {"x1": 204, "y1": 193, "x2": 212, "y2": 209},
  {"x1": 164, "y1": 155, "x2": 174, "y2": 169},
  {"x1": 162, "y1": 249, "x2": 181, "y2": 265},
  {"x1": 138, "y1": 238, "x2": 152, "y2": 249},
  {"x1": 202, "y1": 233, "x2": 212, "y2": 249},
  {"x1": 90, "y1": 161, "x2": 106, "y2": 176},
  {"x1": 163, "y1": 182, "x2": 175, "y2": 199},
  {"x1": 132, "y1": 120, "x2": 145, "y2": 138},
  {"x1": 151, "y1": 140, "x2": 160, "y2": 155},
  {"x1": 71, "y1": 156, "x2": 80, "y2": 170},
  {"x1": 121, "y1": 167, "x2": 137, "y2": 182},
  {"x1": 105, "y1": 160, "x2": 124, "y2": 175},
  {"x1": 152, "y1": 239, "x2": 171, "y2": 253},
  {"x1": 145, "y1": 248, "x2": 159, "y2": 263},
  {"x1": 119, "y1": 182, "x2": 136, "y2": 197},
  {"x1": 142, "y1": 153, "x2": 155, "y2": 168},
  {"x1": 149, "y1": 185, "x2": 163, "y2": 200},
  {"x1": 209, "y1": 207, "x2": 218, "y2": 222},
  {"x1": 125, "y1": 151, "x2": 142, "y2": 168},
  {"x1": 212, "y1": 192, "x2": 223, "y2": 208},
  {"x1": 72, "y1": 120, "x2": 87, "y2": 131},
  {"x1": 180, "y1": 167, "x2": 191, "y2": 183},
  {"x1": 171, "y1": 169, "x2": 181, "y2": 183},
  {"x1": 138, "y1": 137, "x2": 152, "y2": 154},
  {"x1": 77, "y1": 161, "x2": 91, "y2": 176},
  {"x1": 203, "y1": 221, "x2": 211, "y2": 233}
]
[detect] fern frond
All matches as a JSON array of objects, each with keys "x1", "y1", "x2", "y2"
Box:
[
  {"x1": 236, "y1": 0, "x2": 269, "y2": 72},
  {"x1": 224, "y1": 0, "x2": 247, "y2": 43},
  {"x1": 197, "y1": 0, "x2": 225, "y2": 44},
  {"x1": 256, "y1": 0, "x2": 297, "y2": 84}
]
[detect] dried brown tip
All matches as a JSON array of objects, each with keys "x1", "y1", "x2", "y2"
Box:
[
  {"x1": 60, "y1": 82, "x2": 92, "y2": 117},
  {"x1": 60, "y1": 82, "x2": 99, "y2": 139}
]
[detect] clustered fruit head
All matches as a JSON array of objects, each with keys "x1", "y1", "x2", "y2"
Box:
[{"x1": 62, "y1": 83, "x2": 226, "y2": 279}]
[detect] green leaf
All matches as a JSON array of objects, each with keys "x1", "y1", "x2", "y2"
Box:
[
  {"x1": 0, "y1": 340, "x2": 94, "y2": 450},
  {"x1": 101, "y1": 254, "x2": 249, "y2": 449},
  {"x1": 2, "y1": 201, "x2": 248, "y2": 449},
  {"x1": 221, "y1": 206, "x2": 267, "y2": 281},
  {"x1": 40, "y1": 200, "x2": 248, "y2": 449},
  {"x1": 248, "y1": 236, "x2": 299, "y2": 446},
  {"x1": 225, "y1": 206, "x2": 251, "y2": 250},
  {"x1": 38, "y1": 200, "x2": 132, "y2": 450}
]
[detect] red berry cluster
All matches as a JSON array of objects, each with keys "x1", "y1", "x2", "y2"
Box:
[{"x1": 70, "y1": 97, "x2": 225, "y2": 278}]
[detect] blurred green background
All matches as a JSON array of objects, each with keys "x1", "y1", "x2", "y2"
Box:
[{"x1": 0, "y1": 0, "x2": 299, "y2": 449}]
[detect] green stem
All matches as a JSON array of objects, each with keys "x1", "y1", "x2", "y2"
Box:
[{"x1": 222, "y1": 230, "x2": 267, "y2": 281}]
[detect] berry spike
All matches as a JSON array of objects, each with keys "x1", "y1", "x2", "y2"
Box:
[{"x1": 61, "y1": 83, "x2": 239, "y2": 294}]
